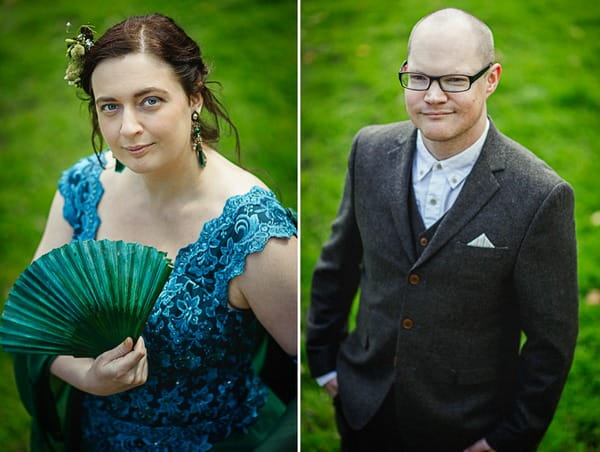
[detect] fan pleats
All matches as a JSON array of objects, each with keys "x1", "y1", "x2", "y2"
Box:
[{"x1": 0, "y1": 240, "x2": 173, "y2": 357}]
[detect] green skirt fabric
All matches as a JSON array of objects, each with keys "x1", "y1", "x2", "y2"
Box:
[{"x1": 212, "y1": 389, "x2": 297, "y2": 451}]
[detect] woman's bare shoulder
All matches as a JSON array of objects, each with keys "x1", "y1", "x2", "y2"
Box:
[{"x1": 208, "y1": 151, "x2": 270, "y2": 198}]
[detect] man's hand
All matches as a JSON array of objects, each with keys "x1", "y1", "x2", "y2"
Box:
[
  {"x1": 464, "y1": 438, "x2": 495, "y2": 452},
  {"x1": 324, "y1": 376, "x2": 339, "y2": 398}
]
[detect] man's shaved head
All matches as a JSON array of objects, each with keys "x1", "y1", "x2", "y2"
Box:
[{"x1": 407, "y1": 8, "x2": 495, "y2": 67}]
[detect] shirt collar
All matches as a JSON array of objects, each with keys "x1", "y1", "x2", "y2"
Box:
[{"x1": 414, "y1": 119, "x2": 490, "y2": 188}]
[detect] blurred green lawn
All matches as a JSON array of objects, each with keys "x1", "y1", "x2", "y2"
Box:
[
  {"x1": 301, "y1": 0, "x2": 600, "y2": 451},
  {"x1": 0, "y1": 0, "x2": 296, "y2": 450}
]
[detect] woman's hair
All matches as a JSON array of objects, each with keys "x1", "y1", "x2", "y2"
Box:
[{"x1": 79, "y1": 14, "x2": 239, "y2": 162}]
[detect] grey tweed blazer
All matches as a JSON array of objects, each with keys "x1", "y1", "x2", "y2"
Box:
[{"x1": 306, "y1": 120, "x2": 578, "y2": 451}]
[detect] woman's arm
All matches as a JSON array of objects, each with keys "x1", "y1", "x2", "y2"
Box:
[
  {"x1": 229, "y1": 236, "x2": 298, "y2": 356},
  {"x1": 35, "y1": 191, "x2": 148, "y2": 395},
  {"x1": 32, "y1": 191, "x2": 74, "y2": 259}
]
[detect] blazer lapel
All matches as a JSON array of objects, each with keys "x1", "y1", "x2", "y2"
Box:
[
  {"x1": 414, "y1": 125, "x2": 506, "y2": 268},
  {"x1": 385, "y1": 129, "x2": 418, "y2": 263}
]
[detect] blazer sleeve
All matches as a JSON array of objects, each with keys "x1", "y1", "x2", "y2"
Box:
[
  {"x1": 306, "y1": 131, "x2": 364, "y2": 378},
  {"x1": 486, "y1": 181, "x2": 578, "y2": 451}
]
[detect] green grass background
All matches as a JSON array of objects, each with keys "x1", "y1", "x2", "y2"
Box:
[
  {"x1": 2, "y1": 0, "x2": 600, "y2": 450},
  {"x1": 0, "y1": 0, "x2": 296, "y2": 449},
  {"x1": 301, "y1": 0, "x2": 600, "y2": 451}
]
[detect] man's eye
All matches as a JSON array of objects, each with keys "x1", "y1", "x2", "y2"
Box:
[
  {"x1": 444, "y1": 77, "x2": 467, "y2": 85},
  {"x1": 410, "y1": 75, "x2": 428, "y2": 82}
]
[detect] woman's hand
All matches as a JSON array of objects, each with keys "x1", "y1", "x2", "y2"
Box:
[
  {"x1": 51, "y1": 336, "x2": 148, "y2": 396},
  {"x1": 84, "y1": 336, "x2": 148, "y2": 395}
]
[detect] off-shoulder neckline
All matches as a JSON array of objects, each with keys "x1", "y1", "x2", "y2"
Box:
[{"x1": 90, "y1": 153, "x2": 277, "y2": 267}]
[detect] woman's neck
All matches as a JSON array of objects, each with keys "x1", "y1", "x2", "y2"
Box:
[{"x1": 132, "y1": 149, "x2": 209, "y2": 212}]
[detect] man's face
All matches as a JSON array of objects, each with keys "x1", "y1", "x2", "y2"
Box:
[{"x1": 404, "y1": 25, "x2": 498, "y2": 156}]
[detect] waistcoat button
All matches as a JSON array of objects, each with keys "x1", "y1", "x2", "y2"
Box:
[{"x1": 408, "y1": 273, "x2": 421, "y2": 285}]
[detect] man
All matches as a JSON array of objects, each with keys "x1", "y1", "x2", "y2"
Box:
[{"x1": 306, "y1": 8, "x2": 578, "y2": 452}]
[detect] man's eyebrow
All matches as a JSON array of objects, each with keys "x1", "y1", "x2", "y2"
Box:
[{"x1": 95, "y1": 87, "x2": 169, "y2": 105}]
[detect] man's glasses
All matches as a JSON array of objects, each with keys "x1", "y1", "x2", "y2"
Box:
[{"x1": 398, "y1": 61, "x2": 492, "y2": 93}]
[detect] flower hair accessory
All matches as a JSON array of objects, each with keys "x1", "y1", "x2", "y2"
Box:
[{"x1": 64, "y1": 23, "x2": 94, "y2": 88}]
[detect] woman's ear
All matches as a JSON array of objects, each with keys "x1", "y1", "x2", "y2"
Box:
[{"x1": 189, "y1": 91, "x2": 204, "y2": 113}]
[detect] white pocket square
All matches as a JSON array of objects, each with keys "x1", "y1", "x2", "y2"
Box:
[{"x1": 467, "y1": 233, "x2": 495, "y2": 248}]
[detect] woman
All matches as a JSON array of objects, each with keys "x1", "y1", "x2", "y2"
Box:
[{"x1": 14, "y1": 14, "x2": 297, "y2": 451}]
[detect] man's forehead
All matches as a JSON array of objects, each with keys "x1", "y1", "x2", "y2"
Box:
[
  {"x1": 408, "y1": 25, "x2": 480, "y2": 72},
  {"x1": 412, "y1": 18, "x2": 475, "y2": 45}
]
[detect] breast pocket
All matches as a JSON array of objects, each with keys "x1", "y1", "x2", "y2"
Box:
[
  {"x1": 455, "y1": 241, "x2": 509, "y2": 261},
  {"x1": 441, "y1": 241, "x2": 513, "y2": 296}
]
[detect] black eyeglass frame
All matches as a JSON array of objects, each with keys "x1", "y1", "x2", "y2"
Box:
[{"x1": 398, "y1": 61, "x2": 493, "y2": 93}]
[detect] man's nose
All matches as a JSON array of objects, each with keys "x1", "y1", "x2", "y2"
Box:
[{"x1": 424, "y1": 79, "x2": 448, "y2": 103}]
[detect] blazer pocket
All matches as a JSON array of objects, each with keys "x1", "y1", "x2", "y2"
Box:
[
  {"x1": 455, "y1": 366, "x2": 499, "y2": 385},
  {"x1": 341, "y1": 328, "x2": 368, "y2": 351},
  {"x1": 455, "y1": 241, "x2": 509, "y2": 260}
]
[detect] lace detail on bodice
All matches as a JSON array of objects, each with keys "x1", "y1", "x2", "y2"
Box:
[
  {"x1": 58, "y1": 154, "x2": 296, "y2": 450},
  {"x1": 58, "y1": 154, "x2": 105, "y2": 240}
]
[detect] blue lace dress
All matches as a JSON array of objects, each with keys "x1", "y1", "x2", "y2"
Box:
[{"x1": 57, "y1": 154, "x2": 297, "y2": 451}]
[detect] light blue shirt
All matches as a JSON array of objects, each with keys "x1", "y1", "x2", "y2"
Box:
[{"x1": 413, "y1": 120, "x2": 490, "y2": 228}]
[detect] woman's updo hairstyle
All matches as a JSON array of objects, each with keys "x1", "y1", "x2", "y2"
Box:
[{"x1": 79, "y1": 14, "x2": 239, "y2": 162}]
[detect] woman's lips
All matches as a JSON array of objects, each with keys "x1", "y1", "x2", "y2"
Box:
[{"x1": 124, "y1": 143, "x2": 153, "y2": 155}]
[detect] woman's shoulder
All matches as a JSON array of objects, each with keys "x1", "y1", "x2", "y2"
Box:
[
  {"x1": 184, "y1": 183, "x2": 295, "y2": 280},
  {"x1": 57, "y1": 153, "x2": 106, "y2": 240},
  {"x1": 210, "y1": 151, "x2": 269, "y2": 194},
  {"x1": 204, "y1": 153, "x2": 295, "y2": 231},
  {"x1": 59, "y1": 153, "x2": 106, "y2": 188}
]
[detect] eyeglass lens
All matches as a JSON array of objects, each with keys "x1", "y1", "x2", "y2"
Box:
[{"x1": 400, "y1": 73, "x2": 471, "y2": 92}]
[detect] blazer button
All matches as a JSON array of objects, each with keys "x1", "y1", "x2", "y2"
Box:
[
  {"x1": 402, "y1": 318, "x2": 414, "y2": 329},
  {"x1": 419, "y1": 237, "x2": 428, "y2": 247},
  {"x1": 408, "y1": 273, "x2": 421, "y2": 285}
]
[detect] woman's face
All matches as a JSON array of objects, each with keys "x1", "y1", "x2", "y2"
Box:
[{"x1": 91, "y1": 53, "x2": 201, "y2": 173}]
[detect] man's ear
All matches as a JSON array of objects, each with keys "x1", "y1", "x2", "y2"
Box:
[{"x1": 485, "y1": 63, "x2": 502, "y2": 98}]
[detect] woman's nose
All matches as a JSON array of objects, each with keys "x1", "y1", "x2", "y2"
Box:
[{"x1": 120, "y1": 108, "x2": 143, "y2": 137}]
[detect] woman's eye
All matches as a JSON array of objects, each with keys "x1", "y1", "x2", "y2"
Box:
[
  {"x1": 143, "y1": 96, "x2": 162, "y2": 107},
  {"x1": 100, "y1": 103, "x2": 119, "y2": 112}
]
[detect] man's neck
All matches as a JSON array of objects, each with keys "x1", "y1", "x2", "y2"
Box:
[{"x1": 422, "y1": 117, "x2": 490, "y2": 160}]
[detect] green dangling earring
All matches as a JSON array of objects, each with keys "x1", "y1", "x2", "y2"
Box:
[
  {"x1": 115, "y1": 159, "x2": 125, "y2": 173},
  {"x1": 191, "y1": 111, "x2": 206, "y2": 168}
]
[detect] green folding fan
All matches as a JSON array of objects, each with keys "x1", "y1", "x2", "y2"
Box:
[{"x1": 0, "y1": 239, "x2": 173, "y2": 357}]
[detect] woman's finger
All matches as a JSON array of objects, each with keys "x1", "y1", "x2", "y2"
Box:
[
  {"x1": 133, "y1": 353, "x2": 147, "y2": 384},
  {"x1": 134, "y1": 336, "x2": 145, "y2": 352},
  {"x1": 97, "y1": 337, "x2": 134, "y2": 364},
  {"x1": 109, "y1": 345, "x2": 146, "y2": 379}
]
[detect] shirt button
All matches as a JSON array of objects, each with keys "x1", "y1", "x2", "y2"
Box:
[
  {"x1": 419, "y1": 237, "x2": 428, "y2": 246},
  {"x1": 408, "y1": 273, "x2": 421, "y2": 285},
  {"x1": 429, "y1": 198, "x2": 437, "y2": 206},
  {"x1": 436, "y1": 163, "x2": 442, "y2": 170},
  {"x1": 402, "y1": 318, "x2": 414, "y2": 329}
]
